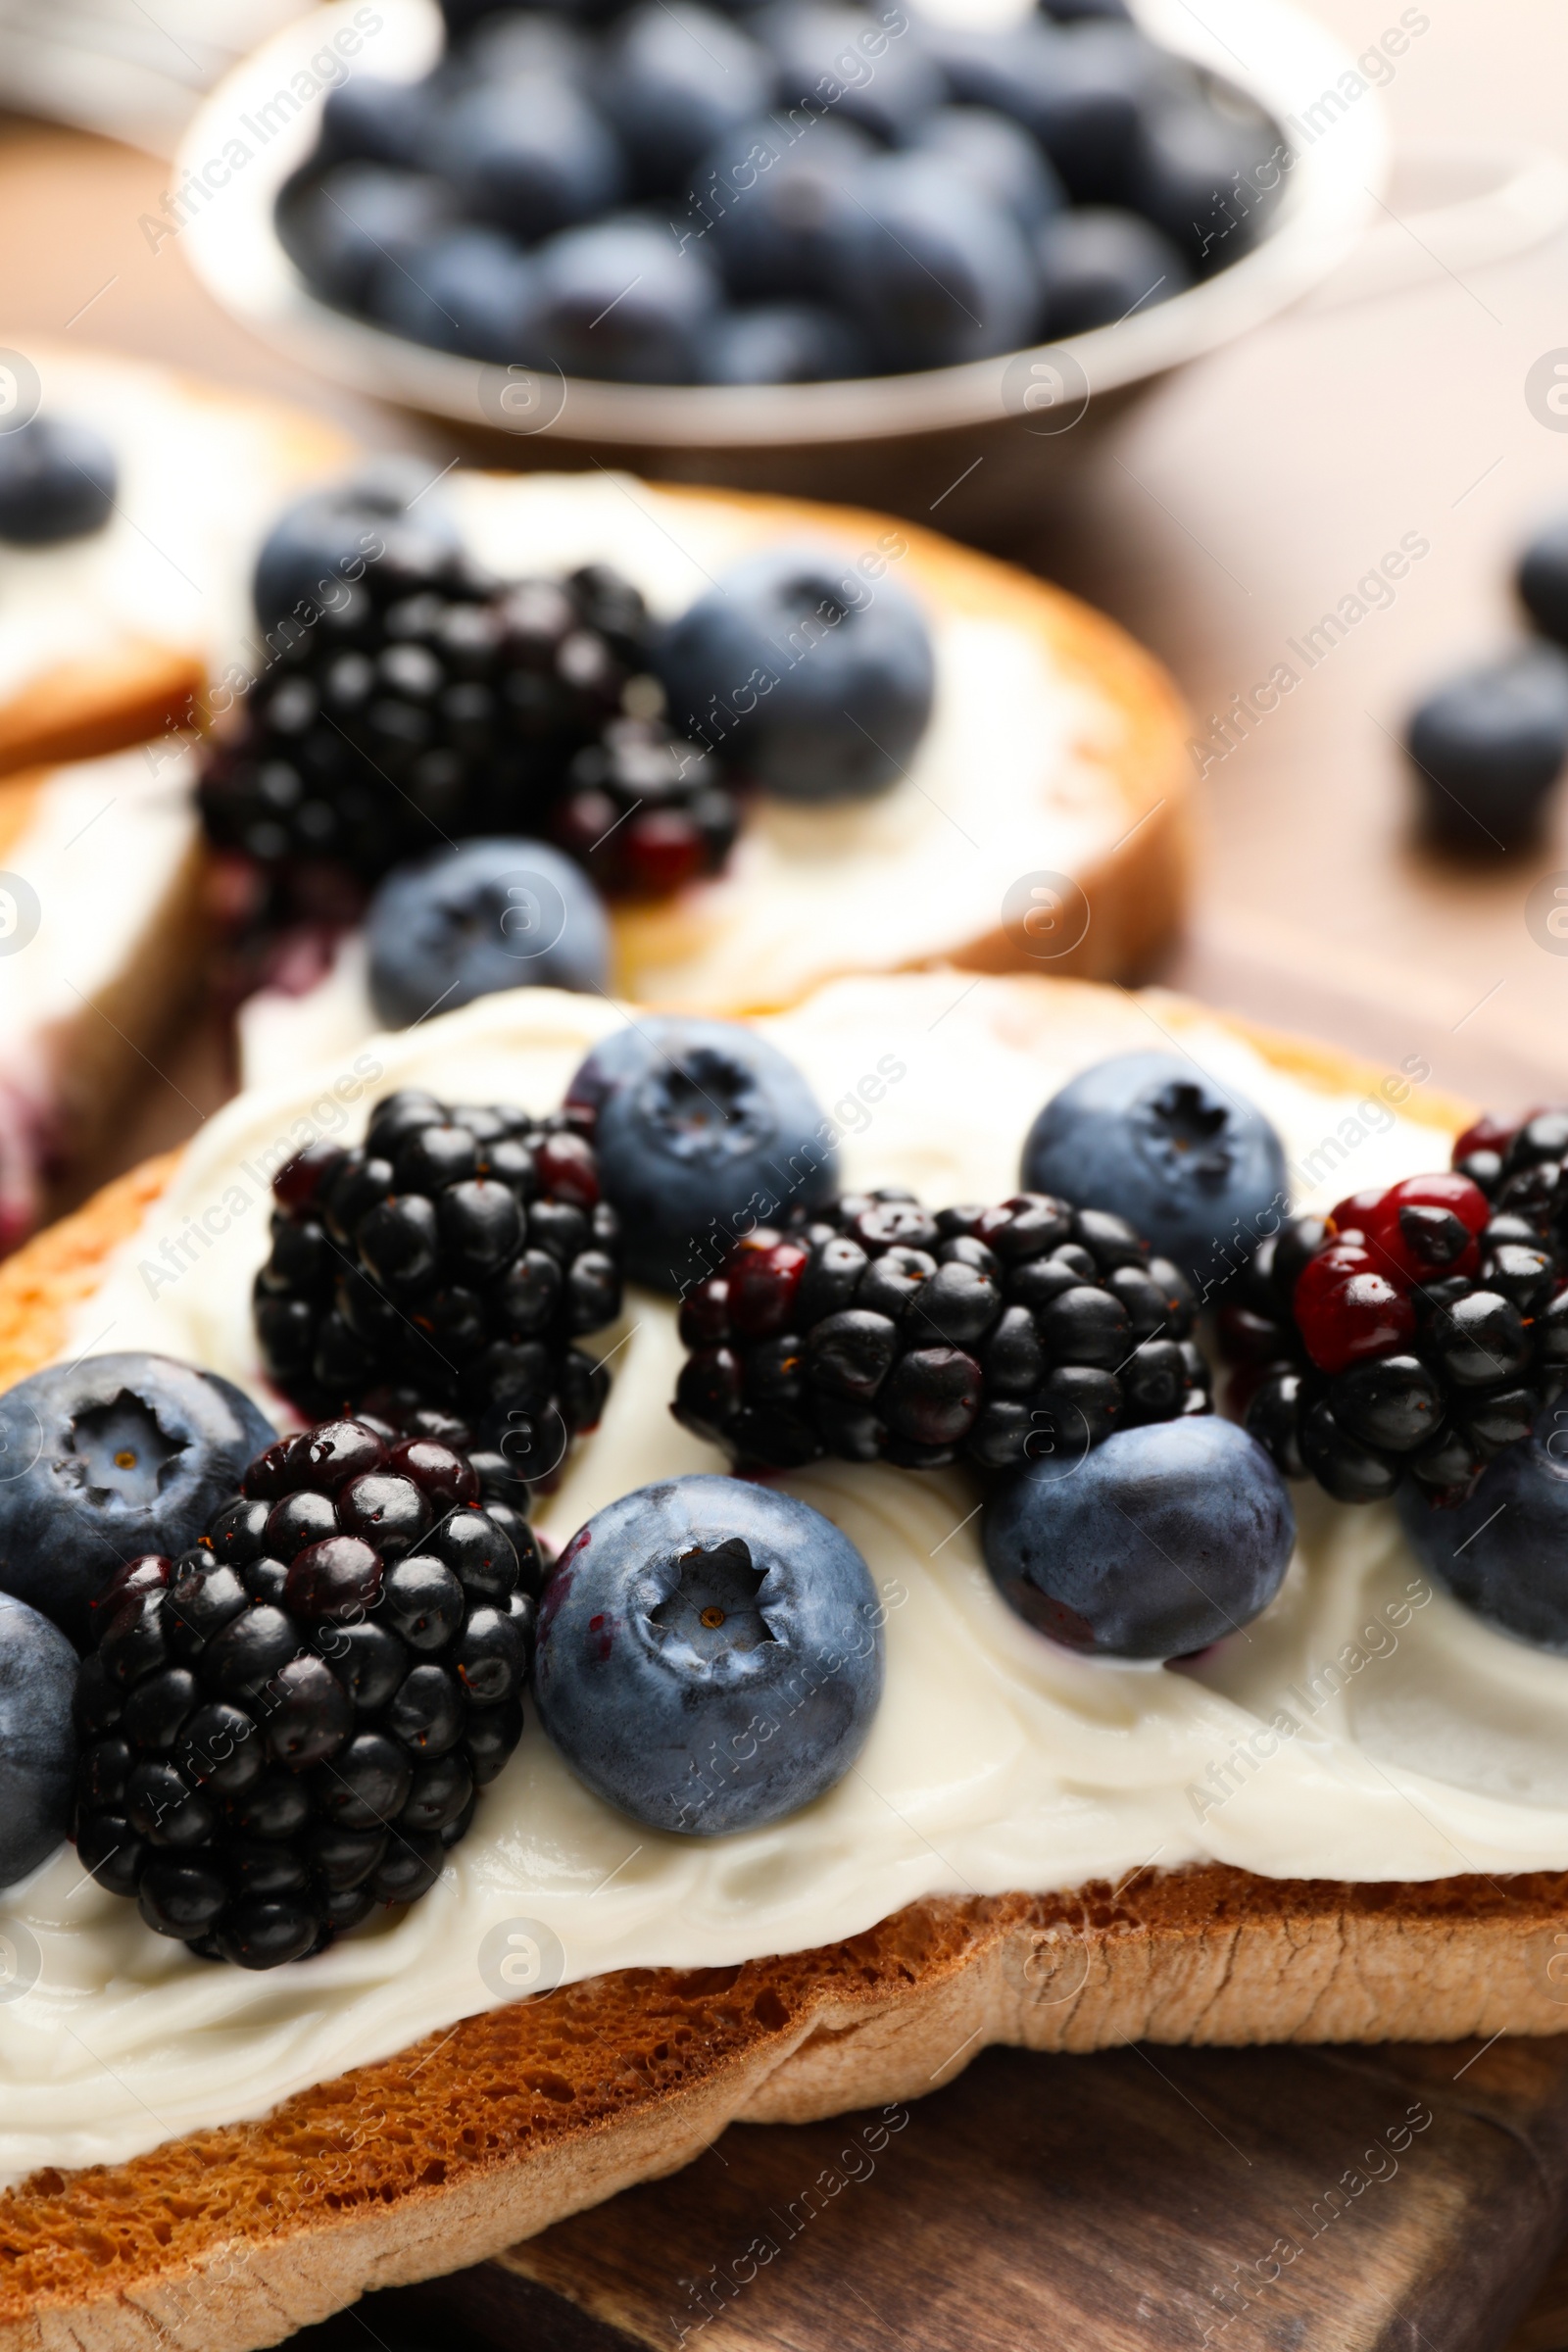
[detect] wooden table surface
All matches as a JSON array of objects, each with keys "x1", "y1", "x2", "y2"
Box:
[{"x1": 6, "y1": 3, "x2": 1568, "y2": 2340}]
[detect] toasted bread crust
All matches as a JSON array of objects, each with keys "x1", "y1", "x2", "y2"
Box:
[
  {"x1": 5, "y1": 1872, "x2": 1568, "y2": 2351},
  {"x1": 0, "y1": 1000, "x2": 1558, "y2": 2352}
]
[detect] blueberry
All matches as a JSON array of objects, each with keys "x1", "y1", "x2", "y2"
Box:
[
  {"x1": 916, "y1": 21, "x2": 1065, "y2": 127},
  {"x1": 367, "y1": 227, "x2": 538, "y2": 362},
  {"x1": 1021, "y1": 1053, "x2": 1288, "y2": 1288},
  {"x1": 758, "y1": 3, "x2": 945, "y2": 146},
  {"x1": 695, "y1": 301, "x2": 869, "y2": 383},
  {"x1": 367, "y1": 837, "x2": 611, "y2": 1028},
  {"x1": 985, "y1": 1417, "x2": 1295, "y2": 1659},
  {"x1": 1518, "y1": 514, "x2": 1568, "y2": 647},
  {"x1": 534, "y1": 1474, "x2": 882, "y2": 1833},
  {"x1": 1024, "y1": 23, "x2": 1191, "y2": 203},
  {"x1": 466, "y1": 17, "x2": 594, "y2": 81},
  {"x1": 566, "y1": 1015, "x2": 836, "y2": 1291},
  {"x1": 529, "y1": 218, "x2": 720, "y2": 381},
  {"x1": 1406, "y1": 648, "x2": 1568, "y2": 851},
  {"x1": 0, "y1": 1356, "x2": 275, "y2": 1647},
  {"x1": 825, "y1": 155, "x2": 1040, "y2": 369},
  {"x1": 907, "y1": 106, "x2": 1066, "y2": 233},
  {"x1": 0, "y1": 416, "x2": 117, "y2": 548},
  {"x1": 658, "y1": 543, "x2": 934, "y2": 801},
  {"x1": 604, "y1": 4, "x2": 775, "y2": 193},
  {"x1": 0, "y1": 1595, "x2": 76, "y2": 1891},
  {"x1": 275, "y1": 163, "x2": 455, "y2": 308},
  {"x1": 1126, "y1": 92, "x2": 1283, "y2": 271},
  {"x1": 318, "y1": 73, "x2": 440, "y2": 170},
  {"x1": 430, "y1": 76, "x2": 625, "y2": 242},
  {"x1": 253, "y1": 459, "x2": 462, "y2": 633},
  {"x1": 701, "y1": 115, "x2": 875, "y2": 302},
  {"x1": 1397, "y1": 1417, "x2": 1568, "y2": 1649},
  {"x1": 1034, "y1": 207, "x2": 1192, "y2": 335}
]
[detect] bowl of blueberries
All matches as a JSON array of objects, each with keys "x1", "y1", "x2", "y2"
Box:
[{"x1": 180, "y1": 0, "x2": 1385, "y2": 535}]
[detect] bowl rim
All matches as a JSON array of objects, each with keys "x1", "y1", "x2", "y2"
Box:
[{"x1": 176, "y1": 0, "x2": 1390, "y2": 450}]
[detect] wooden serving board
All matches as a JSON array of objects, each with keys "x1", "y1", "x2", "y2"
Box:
[{"x1": 290, "y1": 2034, "x2": 1568, "y2": 2352}]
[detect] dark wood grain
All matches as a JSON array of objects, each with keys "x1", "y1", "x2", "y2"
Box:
[{"x1": 287, "y1": 2034, "x2": 1568, "y2": 2352}]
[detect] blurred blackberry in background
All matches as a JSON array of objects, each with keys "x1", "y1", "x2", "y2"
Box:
[
  {"x1": 1229, "y1": 1114, "x2": 1568, "y2": 1506},
  {"x1": 255, "y1": 1090, "x2": 623, "y2": 1472},
  {"x1": 674, "y1": 1185, "x2": 1209, "y2": 1472},
  {"x1": 199, "y1": 537, "x2": 735, "y2": 927}
]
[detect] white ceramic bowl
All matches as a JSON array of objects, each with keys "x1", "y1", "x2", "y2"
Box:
[{"x1": 177, "y1": 0, "x2": 1388, "y2": 536}]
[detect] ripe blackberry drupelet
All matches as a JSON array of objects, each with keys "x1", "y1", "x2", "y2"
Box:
[
  {"x1": 199, "y1": 553, "x2": 735, "y2": 917},
  {"x1": 255, "y1": 1090, "x2": 622, "y2": 1465},
  {"x1": 73, "y1": 1416, "x2": 540, "y2": 1969},
  {"x1": 673, "y1": 1187, "x2": 1210, "y2": 1472},
  {"x1": 1231, "y1": 1113, "x2": 1568, "y2": 1505}
]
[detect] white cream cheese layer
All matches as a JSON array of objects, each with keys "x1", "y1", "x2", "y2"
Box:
[
  {"x1": 0, "y1": 976, "x2": 1541, "y2": 2187},
  {"x1": 0, "y1": 346, "x2": 341, "y2": 706}
]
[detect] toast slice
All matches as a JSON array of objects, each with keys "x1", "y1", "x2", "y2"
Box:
[
  {"x1": 0, "y1": 342, "x2": 350, "y2": 782},
  {"x1": 237, "y1": 471, "x2": 1189, "y2": 1084},
  {"x1": 2, "y1": 972, "x2": 1558, "y2": 2352},
  {"x1": 0, "y1": 742, "x2": 208, "y2": 1253}
]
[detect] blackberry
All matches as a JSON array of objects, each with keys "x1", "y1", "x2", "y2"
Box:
[
  {"x1": 255, "y1": 1090, "x2": 623, "y2": 1466},
  {"x1": 72, "y1": 1416, "x2": 539, "y2": 1969},
  {"x1": 673, "y1": 1187, "x2": 1210, "y2": 1473},
  {"x1": 199, "y1": 553, "x2": 736, "y2": 922},
  {"x1": 1230, "y1": 1124, "x2": 1568, "y2": 1506}
]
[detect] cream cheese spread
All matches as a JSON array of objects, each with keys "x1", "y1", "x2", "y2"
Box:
[
  {"x1": 0, "y1": 346, "x2": 340, "y2": 709},
  {"x1": 0, "y1": 974, "x2": 1551, "y2": 2189}
]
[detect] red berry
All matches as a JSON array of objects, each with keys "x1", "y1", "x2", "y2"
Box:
[
  {"x1": 621, "y1": 809, "x2": 705, "y2": 900},
  {"x1": 536, "y1": 1132, "x2": 601, "y2": 1208},
  {"x1": 1359, "y1": 1173, "x2": 1487, "y2": 1286},
  {"x1": 678, "y1": 1276, "x2": 731, "y2": 1349},
  {"x1": 1326, "y1": 1188, "x2": 1384, "y2": 1239},
  {"x1": 1452, "y1": 1111, "x2": 1520, "y2": 1165},
  {"x1": 273, "y1": 1139, "x2": 343, "y2": 1214},
  {"x1": 1294, "y1": 1250, "x2": 1414, "y2": 1373},
  {"x1": 726, "y1": 1236, "x2": 808, "y2": 1339}
]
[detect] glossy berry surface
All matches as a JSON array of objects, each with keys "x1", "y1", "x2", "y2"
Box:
[
  {"x1": 1235, "y1": 1112, "x2": 1568, "y2": 1528},
  {"x1": 657, "y1": 545, "x2": 935, "y2": 804},
  {"x1": 984, "y1": 1416, "x2": 1295, "y2": 1660},
  {"x1": 254, "y1": 1089, "x2": 622, "y2": 1450},
  {"x1": 0, "y1": 1355, "x2": 275, "y2": 1646},
  {"x1": 0, "y1": 1596, "x2": 78, "y2": 1891},
  {"x1": 1021, "y1": 1051, "x2": 1288, "y2": 1289},
  {"x1": 675, "y1": 1185, "x2": 1210, "y2": 1472},
  {"x1": 73, "y1": 1414, "x2": 539, "y2": 1966},
  {"x1": 201, "y1": 512, "x2": 733, "y2": 932},
  {"x1": 366, "y1": 836, "x2": 611, "y2": 1027},
  {"x1": 566, "y1": 1016, "x2": 837, "y2": 1294},
  {"x1": 533, "y1": 1475, "x2": 882, "y2": 1835},
  {"x1": 0, "y1": 416, "x2": 118, "y2": 547}
]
